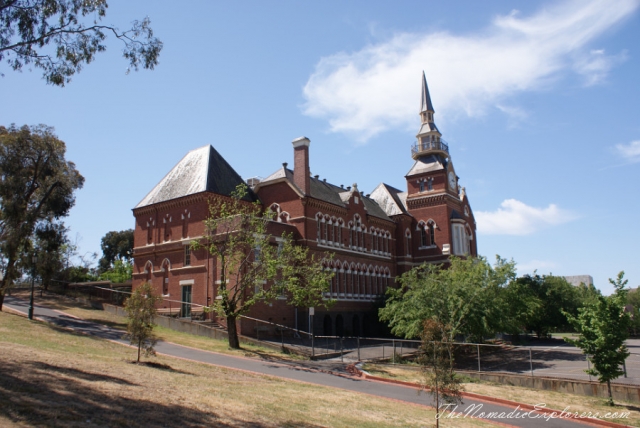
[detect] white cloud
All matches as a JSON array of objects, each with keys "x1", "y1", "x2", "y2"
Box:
[
  {"x1": 475, "y1": 199, "x2": 577, "y2": 235},
  {"x1": 615, "y1": 140, "x2": 640, "y2": 162},
  {"x1": 302, "y1": 0, "x2": 638, "y2": 141}
]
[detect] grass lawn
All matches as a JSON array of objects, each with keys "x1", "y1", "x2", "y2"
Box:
[
  {"x1": 0, "y1": 310, "x2": 496, "y2": 428},
  {"x1": 362, "y1": 363, "x2": 640, "y2": 427}
]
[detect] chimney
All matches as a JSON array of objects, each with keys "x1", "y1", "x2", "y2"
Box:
[{"x1": 292, "y1": 137, "x2": 310, "y2": 194}]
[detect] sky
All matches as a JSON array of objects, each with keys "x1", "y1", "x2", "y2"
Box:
[{"x1": 1, "y1": 0, "x2": 639, "y2": 295}]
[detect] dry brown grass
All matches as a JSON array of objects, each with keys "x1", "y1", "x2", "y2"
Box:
[
  {"x1": 1, "y1": 311, "x2": 498, "y2": 427},
  {"x1": 363, "y1": 363, "x2": 640, "y2": 427}
]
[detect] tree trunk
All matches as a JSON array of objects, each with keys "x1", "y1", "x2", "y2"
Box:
[
  {"x1": 137, "y1": 338, "x2": 142, "y2": 363},
  {"x1": 607, "y1": 380, "x2": 614, "y2": 406},
  {"x1": 227, "y1": 316, "x2": 240, "y2": 349}
]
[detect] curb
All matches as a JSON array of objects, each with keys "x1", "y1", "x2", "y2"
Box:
[{"x1": 347, "y1": 364, "x2": 633, "y2": 428}]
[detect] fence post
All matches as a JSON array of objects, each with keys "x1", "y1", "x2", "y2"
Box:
[
  {"x1": 623, "y1": 360, "x2": 627, "y2": 378},
  {"x1": 357, "y1": 336, "x2": 360, "y2": 361},
  {"x1": 340, "y1": 338, "x2": 344, "y2": 363},
  {"x1": 400, "y1": 341, "x2": 403, "y2": 358},
  {"x1": 477, "y1": 344, "x2": 481, "y2": 372},
  {"x1": 393, "y1": 340, "x2": 396, "y2": 364},
  {"x1": 281, "y1": 329, "x2": 284, "y2": 352},
  {"x1": 529, "y1": 348, "x2": 533, "y2": 377},
  {"x1": 382, "y1": 344, "x2": 385, "y2": 360}
]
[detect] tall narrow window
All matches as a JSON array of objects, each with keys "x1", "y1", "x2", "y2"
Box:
[
  {"x1": 181, "y1": 210, "x2": 190, "y2": 238},
  {"x1": 147, "y1": 218, "x2": 154, "y2": 244},
  {"x1": 317, "y1": 216, "x2": 321, "y2": 241},
  {"x1": 419, "y1": 180, "x2": 425, "y2": 192},
  {"x1": 427, "y1": 178, "x2": 433, "y2": 191},
  {"x1": 420, "y1": 227, "x2": 427, "y2": 247},
  {"x1": 184, "y1": 245, "x2": 191, "y2": 266},
  {"x1": 323, "y1": 220, "x2": 328, "y2": 241},
  {"x1": 163, "y1": 215, "x2": 171, "y2": 242},
  {"x1": 428, "y1": 222, "x2": 435, "y2": 246}
]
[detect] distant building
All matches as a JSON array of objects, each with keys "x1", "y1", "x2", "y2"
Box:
[
  {"x1": 131, "y1": 72, "x2": 478, "y2": 337},
  {"x1": 564, "y1": 275, "x2": 594, "y2": 287}
]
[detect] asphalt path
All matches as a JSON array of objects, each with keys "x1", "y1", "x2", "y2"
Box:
[{"x1": 2, "y1": 296, "x2": 621, "y2": 428}]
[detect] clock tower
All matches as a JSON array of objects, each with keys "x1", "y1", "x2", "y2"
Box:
[{"x1": 403, "y1": 72, "x2": 477, "y2": 264}]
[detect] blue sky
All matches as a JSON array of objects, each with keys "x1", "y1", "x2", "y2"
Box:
[{"x1": 2, "y1": 0, "x2": 639, "y2": 294}]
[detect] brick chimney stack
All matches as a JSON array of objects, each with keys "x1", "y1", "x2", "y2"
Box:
[{"x1": 292, "y1": 137, "x2": 310, "y2": 194}]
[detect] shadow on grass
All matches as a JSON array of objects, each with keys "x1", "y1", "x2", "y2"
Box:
[
  {"x1": 29, "y1": 361, "x2": 137, "y2": 385},
  {"x1": 0, "y1": 359, "x2": 303, "y2": 427},
  {"x1": 129, "y1": 360, "x2": 194, "y2": 375}
]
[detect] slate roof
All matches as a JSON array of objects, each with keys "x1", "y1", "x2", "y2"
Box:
[
  {"x1": 135, "y1": 145, "x2": 257, "y2": 208},
  {"x1": 420, "y1": 71, "x2": 435, "y2": 113},
  {"x1": 405, "y1": 154, "x2": 446, "y2": 177},
  {"x1": 417, "y1": 122, "x2": 440, "y2": 135},
  {"x1": 370, "y1": 183, "x2": 410, "y2": 217},
  {"x1": 260, "y1": 167, "x2": 391, "y2": 221}
]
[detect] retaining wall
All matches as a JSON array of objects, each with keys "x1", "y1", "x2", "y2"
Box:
[
  {"x1": 103, "y1": 304, "x2": 301, "y2": 355},
  {"x1": 458, "y1": 370, "x2": 640, "y2": 404}
]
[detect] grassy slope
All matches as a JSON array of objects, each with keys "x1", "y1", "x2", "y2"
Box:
[
  {"x1": 0, "y1": 310, "x2": 495, "y2": 428},
  {"x1": 363, "y1": 363, "x2": 639, "y2": 427}
]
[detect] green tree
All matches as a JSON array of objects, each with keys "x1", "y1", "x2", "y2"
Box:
[
  {"x1": 0, "y1": 0, "x2": 162, "y2": 86},
  {"x1": 196, "y1": 184, "x2": 333, "y2": 349},
  {"x1": 627, "y1": 288, "x2": 640, "y2": 336},
  {"x1": 419, "y1": 318, "x2": 462, "y2": 428},
  {"x1": 99, "y1": 259, "x2": 132, "y2": 283},
  {"x1": 510, "y1": 274, "x2": 580, "y2": 338},
  {"x1": 124, "y1": 282, "x2": 161, "y2": 363},
  {"x1": 565, "y1": 272, "x2": 631, "y2": 406},
  {"x1": 0, "y1": 124, "x2": 84, "y2": 311},
  {"x1": 379, "y1": 256, "x2": 516, "y2": 342},
  {"x1": 30, "y1": 220, "x2": 68, "y2": 290},
  {"x1": 98, "y1": 229, "x2": 134, "y2": 273}
]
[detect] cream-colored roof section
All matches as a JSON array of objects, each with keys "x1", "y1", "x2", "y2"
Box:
[
  {"x1": 405, "y1": 154, "x2": 445, "y2": 177},
  {"x1": 370, "y1": 183, "x2": 409, "y2": 216}
]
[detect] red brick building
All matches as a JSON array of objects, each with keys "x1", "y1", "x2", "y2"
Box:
[{"x1": 132, "y1": 73, "x2": 477, "y2": 337}]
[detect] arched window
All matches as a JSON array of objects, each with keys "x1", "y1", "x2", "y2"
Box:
[{"x1": 161, "y1": 259, "x2": 170, "y2": 295}]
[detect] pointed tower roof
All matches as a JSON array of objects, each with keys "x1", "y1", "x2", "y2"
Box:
[
  {"x1": 135, "y1": 145, "x2": 257, "y2": 208},
  {"x1": 420, "y1": 71, "x2": 434, "y2": 113}
]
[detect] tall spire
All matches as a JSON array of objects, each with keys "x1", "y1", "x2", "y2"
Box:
[
  {"x1": 420, "y1": 71, "x2": 434, "y2": 114},
  {"x1": 412, "y1": 71, "x2": 447, "y2": 160}
]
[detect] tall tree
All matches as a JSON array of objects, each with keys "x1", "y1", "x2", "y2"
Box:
[
  {"x1": 0, "y1": 0, "x2": 162, "y2": 86},
  {"x1": 510, "y1": 274, "x2": 580, "y2": 338},
  {"x1": 379, "y1": 256, "x2": 516, "y2": 342},
  {"x1": 98, "y1": 229, "x2": 133, "y2": 272},
  {"x1": 0, "y1": 124, "x2": 84, "y2": 310},
  {"x1": 30, "y1": 220, "x2": 68, "y2": 290},
  {"x1": 196, "y1": 184, "x2": 333, "y2": 349},
  {"x1": 565, "y1": 272, "x2": 631, "y2": 406}
]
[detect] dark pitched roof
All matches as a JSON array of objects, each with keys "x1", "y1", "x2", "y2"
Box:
[
  {"x1": 405, "y1": 154, "x2": 446, "y2": 177},
  {"x1": 135, "y1": 145, "x2": 257, "y2": 208},
  {"x1": 260, "y1": 168, "x2": 391, "y2": 221}
]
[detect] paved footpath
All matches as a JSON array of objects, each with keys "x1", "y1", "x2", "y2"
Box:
[{"x1": 3, "y1": 296, "x2": 623, "y2": 428}]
